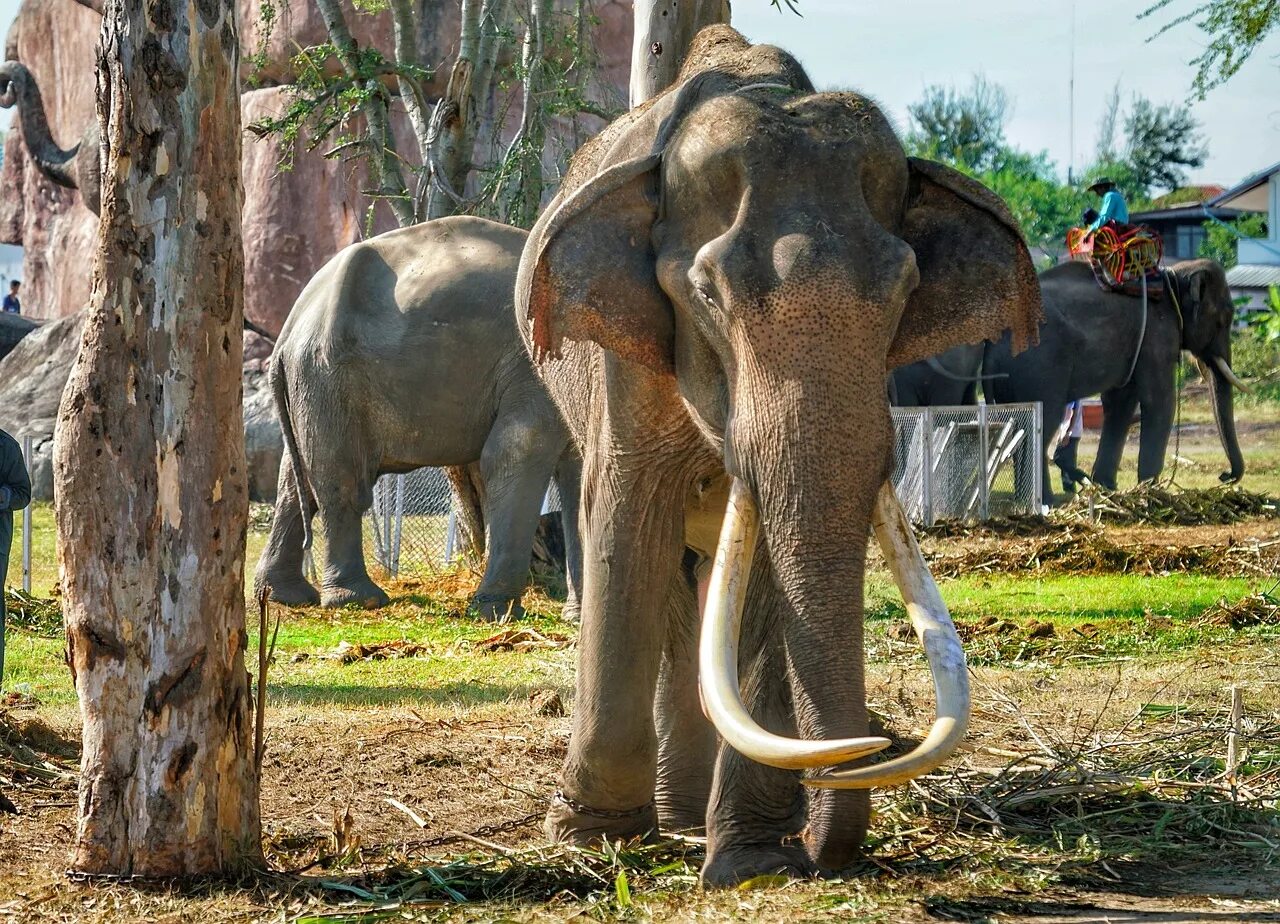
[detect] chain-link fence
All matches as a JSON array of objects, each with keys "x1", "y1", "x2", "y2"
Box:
[
  {"x1": 891, "y1": 403, "x2": 1043, "y2": 526},
  {"x1": 353, "y1": 403, "x2": 1042, "y2": 577},
  {"x1": 361, "y1": 469, "x2": 562, "y2": 579}
]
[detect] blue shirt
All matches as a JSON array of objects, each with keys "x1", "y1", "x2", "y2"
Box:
[
  {"x1": 1087, "y1": 190, "x2": 1129, "y2": 231},
  {"x1": 1, "y1": 294, "x2": 18, "y2": 314}
]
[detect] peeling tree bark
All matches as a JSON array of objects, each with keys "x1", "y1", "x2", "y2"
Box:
[
  {"x1": 53, "y1": 0, "x2": 261, "y2": 877},
  {"x1": 630, "y1": 0, "x2": 730, "y2": 106}
]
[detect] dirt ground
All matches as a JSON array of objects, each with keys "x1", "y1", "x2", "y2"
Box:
[{"x1": 2, "y1": 416, "x2": 1278, "y2": 921}]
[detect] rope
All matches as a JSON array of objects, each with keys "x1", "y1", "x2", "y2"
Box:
[{"x1": 1122, "y1": 272, "x2": 1149, "y2": 388}]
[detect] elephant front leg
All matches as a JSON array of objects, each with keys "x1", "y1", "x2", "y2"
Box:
[
  {"x1": 1092, "y1": 387, "x2": 1139, "y2": 490},
  {"x1": 654, "y1": 554, "x2": 717, "y2": 834},
  {"x1": 545, "y1": 464, "x2": 688, "y2": 847}
]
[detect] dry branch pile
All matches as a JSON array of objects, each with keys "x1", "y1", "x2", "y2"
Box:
[
  {"x1": 925, "y1": 527, "x2": 1280, "y2": 579},
  {"x1": 1059, "y1": 485, "x2": 1280, "y2": 527}
]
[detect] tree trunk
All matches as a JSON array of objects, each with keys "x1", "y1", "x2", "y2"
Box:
[
  {"x1": 53, "y1": 0, "x2": 260, "y2": 876},
  {"x1": 629, "y1": 0, "x2": 730, "y2": 106}
]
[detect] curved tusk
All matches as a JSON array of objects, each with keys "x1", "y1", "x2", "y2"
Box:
[
  {"x1": 806, "y1": 481, "x2": 969, "y2": 789},
  {"x1": 1214, "y1": 356, "x2": 1252, "y2": 394},
  {"x1": 697, "y1": 477, "x2": 892, "y2": 770}
]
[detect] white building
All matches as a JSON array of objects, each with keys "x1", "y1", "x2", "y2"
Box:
[{"x1": 1210, "y1": 162, "x2": 1280, "y2": 312}]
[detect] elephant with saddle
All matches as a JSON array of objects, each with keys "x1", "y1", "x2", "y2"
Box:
[
  {"x1": 255, "y1": 216, "x2": 582, "y2": 619},
  {"x1": 515, "y1": 26, "x2": 1040, "y2": 886},
  {"x1": 984, "y1": 258, "x2": 1246, "y2": 503}
]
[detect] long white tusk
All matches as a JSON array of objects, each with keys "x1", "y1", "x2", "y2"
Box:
[
  {"x1": 1214, "y1": 356, "x2": 1252, "y2": 393},
  {"x1": 697, "y1": 477, "x2": 892, "y2": 770},
  {"x1": 806, "y1": 481, "x2": 970, "y2": 789}
]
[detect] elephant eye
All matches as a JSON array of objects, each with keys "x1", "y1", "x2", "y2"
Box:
[{"x1": 694, "y1": 281, "x2": 719, "y2": 310}]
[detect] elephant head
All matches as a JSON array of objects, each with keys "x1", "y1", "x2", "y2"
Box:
[
  {"x1": 0, "y1": 61, "x2": 101, "y2": 215},
  {"x1": 1172, "y1": 259, "x2": 1247, "y2": 483},
  {"x1": 518, "y1": 26, "x2": 1040, "y2": 876}
]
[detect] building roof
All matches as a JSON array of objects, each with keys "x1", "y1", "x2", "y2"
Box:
[
  {"x1": 1225, "y1": 263, "x2": 1280, "y2": 288},
  {"x1": 1130, "y1": 204, "x2": 1244, "y2": 223},
  {"x1": 1150, "y1": 185, "x2": 1227, "y2": 208},
  {"x1": 1210, "y1": 161, "x2": 1280, "y2": 212}
]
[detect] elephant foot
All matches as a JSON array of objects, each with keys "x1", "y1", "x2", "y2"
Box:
[
  {"x1": 701, "y1": 842, "x2": 816, "y2": 888},
  {"x1": 560, "y1": 598, "x2": 582, "y2": 625},
  {"x1": 544, "y1": 790, "x2": 660, "y2": 847},
  {"x1": 257, "y1": 573, "x2": 321, "y2": 607},
  {"x1": 470, "y1": 593, "x2": 525, "y2": 622},
  {"x1": 655, "y1": 802, "x2": 706, "y2": 837},
  {"x1": 322, "y1": 579, "x2": 390, "y2": 610}
]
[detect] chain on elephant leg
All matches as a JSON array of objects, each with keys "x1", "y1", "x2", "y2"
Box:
[{"x1": 543, "y1": 790, "x2": 660, "y2": 846}]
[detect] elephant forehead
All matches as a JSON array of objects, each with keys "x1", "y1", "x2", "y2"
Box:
[{"x1": 668, "y1": 92, "x2": 909, "y2": 224}]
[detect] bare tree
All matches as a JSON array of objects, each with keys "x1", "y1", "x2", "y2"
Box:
[
  {"x1": 630, "y1": 0, "x2": 730, "y2": 106},
  {"x1": 54, "y1": 0, "x2": 260, "y2": 875}
]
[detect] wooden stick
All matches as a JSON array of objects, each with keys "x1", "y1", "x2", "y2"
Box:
[{"x1": 1226, "y1": 685, "x2": 1243, "y2": 799}]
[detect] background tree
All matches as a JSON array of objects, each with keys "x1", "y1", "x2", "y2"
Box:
[
  {"x1": 1142, "y1": 0, "x2": 1280, "y2": 99},
  {"x1": 1200, "y1": 211, "x2": 1269, "y2": 268},
  {"x1": 53, "y1": 0, "x2": 260, "y2": 875},
  {"x1": 1120, "y1": 96, "x2": 1208, "y2": 196},
  {"x1": 905, "y1": 75, "x2": 1011, "y2": 173}
]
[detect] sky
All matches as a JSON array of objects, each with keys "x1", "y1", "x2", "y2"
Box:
[{"x1": 2, "y1": 0, "x2": 1277, "y2": 190}]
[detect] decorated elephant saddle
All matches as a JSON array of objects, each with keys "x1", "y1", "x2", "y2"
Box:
[{"x1": 1066, "y1": 223, "x2": 1165, "y2": 294}]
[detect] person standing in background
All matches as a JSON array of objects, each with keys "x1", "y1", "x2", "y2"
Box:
[
  {"x1": 0, "y1": 428, "x2": 32, "y2": 689},
  {"x1": 1053, "y1": 401, "x2": 1086, "y2": 494},
  {"x1": 2, "y1": 281, "x2": 20, "y2": 314}
]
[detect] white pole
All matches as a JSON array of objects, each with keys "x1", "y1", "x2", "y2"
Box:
[
  {"x1": 921, "y1": 407, "x2": 935, "y2": 528},
  {"x1": 444, "y1": 506, "x2": 457, "y2": 564},
  {"x1": 977, "y1": 404, "x2": 990, "y2": 522},
  {"x1": 392, "y1": 474, "x2": 406, "y2": 577},
  {"x1": 21, "y1": 436, "x2": 32, "y2": 594}
]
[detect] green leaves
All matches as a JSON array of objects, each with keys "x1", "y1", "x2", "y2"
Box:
[{"x1": 1141, "y1": 0, "x2": 1280, "y2": 100}]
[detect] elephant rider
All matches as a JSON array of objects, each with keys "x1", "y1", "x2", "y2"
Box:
[
  {"x1": 0, "y1": 427, "x2": 32, "y2": 689},
  {"x1": 1084, "y1": 178, "x2": 1129, "y2": 238}
]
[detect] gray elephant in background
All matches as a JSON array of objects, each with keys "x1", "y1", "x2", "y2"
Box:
[
  {"x1": 0, "y1": 61, "x2": 101, "y2": 214},
  {"x1": 255, "y1": 216, "x2": 581, "y2": 619},
  {"x1": 985, "y1": 258, "x2": 1246, "y2": 503},
  {"x1": 889, "y1": 342, "x2": 987, "y2": 406}
]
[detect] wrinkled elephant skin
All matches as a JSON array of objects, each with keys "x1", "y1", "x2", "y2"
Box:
[
  {"x1": 514, "y1": 26, "x2": 1041, "y2": 887},
  {"x1": 254, "y1": 216, "x2": 582, "y2": 619}
]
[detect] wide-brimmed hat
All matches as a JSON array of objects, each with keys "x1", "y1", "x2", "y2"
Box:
[{"x1": 1088, "y1": 177, "x2": 1116, "y2": 194}]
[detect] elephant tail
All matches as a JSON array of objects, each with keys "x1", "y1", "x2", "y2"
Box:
[
  {"x1": 271, "y1": 353, "x2": 317, "y2": 551},
  {"x1": 444, "y1": 463, "x2": 486, "y2": 560}
]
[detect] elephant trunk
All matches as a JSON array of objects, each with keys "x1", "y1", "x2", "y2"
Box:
[
  {"x1": 1203, "y1": 349, "x2": 1246, "y2": 483},
  {"x1": 0, "y1": 62, "x2": 81, "y2": 192},
  {"x1": 700, "y1": 376, "x2": 968, "y2": 867}
]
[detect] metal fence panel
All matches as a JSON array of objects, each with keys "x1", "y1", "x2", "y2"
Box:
[{"x1": 891, "y1": 403, "x2": 1042, "y2": 525}]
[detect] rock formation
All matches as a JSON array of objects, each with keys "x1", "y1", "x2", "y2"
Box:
[{"x1": 0, "y1": 312, "x2": 284, "y2": 501}]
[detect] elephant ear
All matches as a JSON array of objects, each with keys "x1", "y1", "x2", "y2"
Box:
[
  {"x1": 522, "y1": 154, "x2": 673, "y2": 372},
  {"x1": 889, "y1": 158, "x2": 1042, "y2": 369},
  {"x1": 518, "y1": 71, "x2": 730, "y2": 374}
]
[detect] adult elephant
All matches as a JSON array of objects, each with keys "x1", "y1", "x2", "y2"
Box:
[
  {"x1": 985, "y1": 259, "x2": 1246, "y2": 502},
  {"x1": 255, "y1": 216, "x2": 581, "y2": 619},
  {"x1": 889, "y1": 342, "x2": 986, "y2": 406},
  {"x1": 515, "y1": 26, "x2": 1040, "y2": 886},
  {"x1": 0, "y1": 61, "x2": 101, "y2": 214}
]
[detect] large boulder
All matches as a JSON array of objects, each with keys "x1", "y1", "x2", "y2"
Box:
[
  {"x1": 0, "y1": 312, "x2": 284, "y2": 502},
  {"x1": 0, "y1": 312, "x2": 81, "y2": 498},
  {"x1": 0, "y1": 312, "x2": 38, "y2": 362}
]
